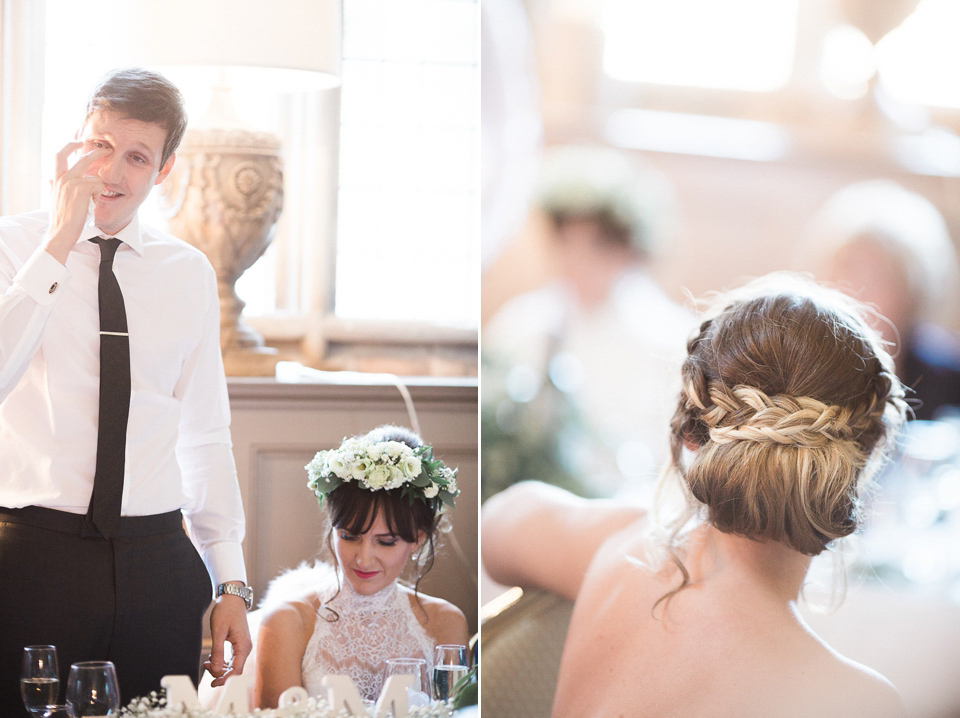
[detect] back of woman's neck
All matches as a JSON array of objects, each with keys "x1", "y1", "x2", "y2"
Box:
[{"x1": 691, "y1": 525, "x2": 812, "y2": 605}]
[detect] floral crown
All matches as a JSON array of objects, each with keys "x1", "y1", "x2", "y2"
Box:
[{"x1": 306, "y1": 436, "x2": 459, "y2": 513}]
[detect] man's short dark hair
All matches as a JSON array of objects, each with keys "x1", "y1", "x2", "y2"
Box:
[{"x1": 85, "y1": 68, "x2": 188, "y2": 168}]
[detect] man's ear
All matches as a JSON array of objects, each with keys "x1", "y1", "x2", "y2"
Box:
[{"x1": 155, "y1": 153, "x2": 176, "y2": 185}]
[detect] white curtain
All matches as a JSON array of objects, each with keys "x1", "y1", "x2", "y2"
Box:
[{"x1": 0, "y1": 0, "x2": 44, "y2": 216}]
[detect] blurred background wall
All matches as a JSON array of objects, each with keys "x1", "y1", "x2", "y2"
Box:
[{"x1": 482, "y1": 0, "x2": 960, "y2": 328}]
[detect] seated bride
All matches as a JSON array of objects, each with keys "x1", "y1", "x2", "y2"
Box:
[
  {"x1": 483, "y1": 274, "x2": 909, "y2": 717},
  {"x1": 254, "y1": 425, "x2": 469, "y2": 708}
]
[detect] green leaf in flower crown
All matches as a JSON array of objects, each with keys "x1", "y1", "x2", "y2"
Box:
[
  {"x1": 401, "y1": 485, "x2": 422, "y2": 506},
  {"x1": 439, "y1": 489, "x2": 456, "y2": 508},
  {"x1": 411, "y1": 471, "x2": 432, "y2": 488},
  {"x1": 314, "y1": 474, "x2": 342, "y2": 494}
]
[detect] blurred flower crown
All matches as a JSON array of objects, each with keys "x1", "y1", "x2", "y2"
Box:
[{"x1": 306, "y1": 436, "x2": 459, "y2": 513}]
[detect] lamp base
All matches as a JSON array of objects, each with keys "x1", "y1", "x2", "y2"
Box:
[
  {"x1": 223, "y1": 345, "x2": 281, "y2": 377},
  {"x1": 156, "y1": 126, "x2": 284, "y2": 376}
]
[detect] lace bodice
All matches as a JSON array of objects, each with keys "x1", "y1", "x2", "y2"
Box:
[{"x1": 301, "y1": 572, "x2": 436, "y2": 701}]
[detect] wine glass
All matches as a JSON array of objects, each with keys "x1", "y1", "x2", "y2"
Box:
[
  {"x1": 66, "y1": 661, "x2": 120, "y2": 717},
  {"x1": 384, "y1": 657, "x2": 430, "y2": 705},
  {"x1": 21, "y1": 646, "x2": 60, "y2": 716},
  {"x1": 432, "y1": 644, "x2": 468, "y2": 702}
]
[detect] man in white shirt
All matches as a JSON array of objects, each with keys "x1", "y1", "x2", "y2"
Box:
[{"x1": 0, "y1": 68, "x2": 251, "y2": 712}]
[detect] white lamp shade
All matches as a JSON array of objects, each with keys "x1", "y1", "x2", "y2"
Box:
[{"x1": 126, "y1": 0, "x2": 342, "y2": 90}]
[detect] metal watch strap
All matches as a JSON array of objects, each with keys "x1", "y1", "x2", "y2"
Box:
[{"x1": 217, "y1": 582, "x2": 253, "y2": 610}]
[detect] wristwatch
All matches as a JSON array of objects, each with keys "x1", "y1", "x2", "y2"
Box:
[{"x1": 217, "y1": 582, "x2": 253, "y2": 611}]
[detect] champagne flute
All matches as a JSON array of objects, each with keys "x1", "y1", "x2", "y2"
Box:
[
  {"x1": 384, "y1": 657, "x2": 430, "y2": 702},
  {"x1": 66, "y1": 661, "x2": 120, "y2": 717},
  {"x1": 21, "y1": 645, "x2": 60, "y2": 715},
  {"x1": 432, "y1": 644, "x2": 468, "y2": 702}
]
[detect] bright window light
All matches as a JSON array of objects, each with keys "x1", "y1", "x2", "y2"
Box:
[
  {"x1": 601, "y1": 0, "x2": 799, "y2": 92},
  {"x1": 876, "y1": 0, "x2": 960, "y2": 109},
  {"x1": 335, "y1": 0, "x2": 479, "y2": 329},
  {"x1": 820, "y1": 24, "x2": 876, "y2": 101}
]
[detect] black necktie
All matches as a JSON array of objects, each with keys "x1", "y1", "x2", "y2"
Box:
[{"x1": 86, "y1": 237, "x2": 130, "y2": 538}]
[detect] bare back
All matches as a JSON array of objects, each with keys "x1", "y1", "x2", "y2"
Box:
[{"x1": 551, "y1": 523, "x2": 906, "y2": 718}]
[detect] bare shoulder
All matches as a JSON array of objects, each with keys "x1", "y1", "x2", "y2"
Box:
[
  {"x1": 828, "y1": 656, "x2": 907, "y2": 718},
  {"x1": 482, "y1": 481, "x2": 646, "y2": 600},
  {"x1": 259, "y1": 593, "x2": 319, "y2": 644},
  {"x1": 402, "y1": 587, "x2": 470, "y2": 645},
  {"x1": 784, "y1": 639, "x2": 908, "y2": 718}
]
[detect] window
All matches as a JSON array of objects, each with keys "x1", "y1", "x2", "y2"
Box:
[
  {"x1": 601, "y1": 0, "x2": 799, "y2": 92},
  {"x1": 335, "y1": 0, "x2": 479, "y2": 328},
  {"x1": 875, "y1": 0, "x2": 960, "y2": 109}
]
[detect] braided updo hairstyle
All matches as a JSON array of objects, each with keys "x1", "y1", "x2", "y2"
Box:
[{"x1": 663, "y1": 274, "x2": 906, "y2": 563}]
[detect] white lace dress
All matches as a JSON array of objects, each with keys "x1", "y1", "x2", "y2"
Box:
[{"x1": 301, "y1": 573, "x2": 436, "y2": 701}]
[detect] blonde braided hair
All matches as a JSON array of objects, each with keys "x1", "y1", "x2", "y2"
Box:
[{"x1": 701, "y1": 385, "x2": 860, "y2": 448}]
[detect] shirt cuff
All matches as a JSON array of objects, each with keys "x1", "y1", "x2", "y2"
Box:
[
  {"x1": 15, "y1": 249, "x2": 70, "y2": 306},
  {"x1": 203, "y1": 540, "x2": 248, "y2": 588}
]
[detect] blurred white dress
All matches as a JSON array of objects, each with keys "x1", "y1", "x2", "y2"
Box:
[{"x1": 300, "y1": 568, "x2": 435, "y2": 701}]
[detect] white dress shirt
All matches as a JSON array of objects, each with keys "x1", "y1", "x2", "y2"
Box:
[
  {"x1": 0, "y1": 210, "x2": 246, "y2": 586},
  {"x1": 485, "y1": 268, "x2": 694, "y2": 497}
]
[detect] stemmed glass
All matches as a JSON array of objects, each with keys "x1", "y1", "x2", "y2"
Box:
[
  {"x1": 21, "y1": 645, "x2": 60, "y2": 716},
  {"x1": 432, "y1": 644, "x2": 468, "y2": 702},
  {"x1": 35, "y1": 707, "x2": 70, "y2": 718},
  {"x1": 66, "y1": 661, "x2": 120, "y2": 717},
  {"x1": 384, "y1": 657, "x2": 430, "y2": 706}
]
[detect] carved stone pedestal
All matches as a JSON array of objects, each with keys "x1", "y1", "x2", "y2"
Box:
[{"x1": 157, "y1": 127, "x2": 284, "y2": 376}]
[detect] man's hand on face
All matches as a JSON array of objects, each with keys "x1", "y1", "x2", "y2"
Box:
[{"x1": 43, "y1": 140, "x2": 111, "y2": 266}]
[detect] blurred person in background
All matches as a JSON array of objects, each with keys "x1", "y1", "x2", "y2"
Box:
[
  {"x1": 482, "y1": 145, "x2": 694, "y2": 501},
  {"x1": 800, "y1": 179, "x2": 960, "y2": 421}
]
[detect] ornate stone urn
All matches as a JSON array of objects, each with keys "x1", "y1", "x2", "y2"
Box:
[{"x1": 157, "y1": 127, "x2": 284, "y2": 375}]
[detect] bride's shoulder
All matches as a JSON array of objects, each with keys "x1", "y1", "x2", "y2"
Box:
[
  {"x1": 259, "y1": 561, "x2": 339, "y2": 621},
  {"x1": 777, "y1": 638, "x2": 908, "y2": 718},
  {"x1": 823, "y1": 655, "x2": 907, "y2": 718},
  {"x1": 400, "y1": 586, "x2": 469, "y2": 645}
]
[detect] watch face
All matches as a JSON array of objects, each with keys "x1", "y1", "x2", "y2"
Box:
[{"x1": 220, "y1": 583, "x2": 253, "y2": 609}]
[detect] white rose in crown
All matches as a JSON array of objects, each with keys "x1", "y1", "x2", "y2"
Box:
[
  {"x1": 401, "y1": 455, "x2": 422, "y2": 478},
  {"x1": 351, "y1": 459, "x2": 373, "y2": 482},
  {"x1": 384, "y1": 441, "x2": 405, "y2": 458},
  {"x1": 327, "y1": 455, "x2": 350, "y2": 479},
  {"x1": 366, "y1": 465, "x2": 393, "y2": 489},
  {"x1": 385, "y1": 465, "x2": 403, "y2": 487},
  {"x1": 423, "y1": 483, "x2": 440, "y2": 499}
]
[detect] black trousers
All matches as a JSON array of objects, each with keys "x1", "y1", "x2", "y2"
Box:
[{"x1": 0, "y1": 507, "x2": 212, "y2": 716}]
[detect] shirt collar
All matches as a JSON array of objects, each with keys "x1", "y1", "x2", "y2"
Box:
[{"x1": 78, "y1": 212, "x2": 144, "y2": 256}]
